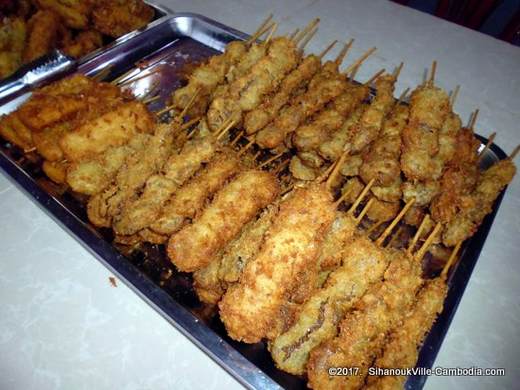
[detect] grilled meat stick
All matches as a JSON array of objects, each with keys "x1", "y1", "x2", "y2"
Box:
[
  {"x1": 167, "y1": 169, "x2": 279, "y2": 272},
  {"x1": 219, "y1": 183, "x2": 336, "y2": 343}
]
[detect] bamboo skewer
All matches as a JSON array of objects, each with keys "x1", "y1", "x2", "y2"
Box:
[
  {"x1": 393, "y1": 62, "x2": 404, "y2": 79},
  {"x1": 366, "y1": 220, "x2": 385, "y2": 236},
  {"x1": 510, "y1": 145, "x2": 520, "y2": 160},
  {"x1": 376, "y1": 198, "x2": 415, "y2": 246},
  {"x1": 354, "y1": 198, "x2": 374, "y2": 224},
  {"x1": 414, "y1": 223, "x2": 442, "y2": 262},
  {"x1": 259, "y1": 152, "x2": 285, "y2": 168},
  {"x1": 289, "y1": 28, "x2": 300, "y2": 41},
  {"x1": 118, "y1": 68, "x2": 161, "y2": 87},
  {"x1": 334, "y1": 39, "x2": 354, "y2": 65},
  {"x1": 450, "y1": 85, "x2": 460, "y2": 107},
  {"x1": 429, "y1": 60, "x2": 437, "y2": 85},
  {"x1": 143, "y1": 95, "x2": 161, "y2": 105},
  {"x1": 264, "y1": 23, "x2": 278, "y2": 46},
  {"x1": 318, "y1": 40, "x2": 338, "y2": 59},
  {"x1": 478, "y1": 132, "x2": 496, "y2": 161},
  {"x1": 347, "y1": 179, "x2": 375, "y2": 214},
  {"x1": 343, "y1": 47, "x2": 377, "y2": 75},
  {"x1": 230, "y1": 131, "x2": 245, "y2": 146},
  {"x1": 364, "y1": 68, "x2": 385, "y2": 86},
  {"x1": 294, "y1": 18, "x2": 320, "y2": 45},
  {"x1": 237, "y1": 138, "x2": 255, "y2": 156},
  {"x1": 469, "y1": 109, "x2": 479, "y2": 130},
  {"x1": 333, "y1": 186, "x2": 353, "y2": 208},
  {"x1": 246, "y1": 14, "x2": 274, "y2": 44},
  {"x1": 216, "y1": 118, "x2": 237, "y2": 140},
  {"x1": 441, "y1": 241, "x2": 462, "y2": 278},
  {"x1": 407, "y1": 214, "x2": 430, "y2": 255},
  {"x1": 325, "y1": 150, "x2": 349, "y2": 189},
  {"x1": 299, "y1": 26, "x2": 318, "y2": 51}
]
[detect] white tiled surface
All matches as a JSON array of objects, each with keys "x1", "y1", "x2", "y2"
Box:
[{"x1": 1, "y1": 0, "x2": 519, "y2": 389}]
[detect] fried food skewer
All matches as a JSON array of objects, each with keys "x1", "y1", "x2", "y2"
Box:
[
  {"x1": 167, "y1": 169, "x2": 279, "y2": 272},
  {"x1": 255, "y1": 46, "x2": 376, "y2": 149},
  {"x1": 307, "y1": 225, "x2": 441, "y2": 389},
  {"x1": 219, "y1": 182, "x2": 336, "y2": 343}
]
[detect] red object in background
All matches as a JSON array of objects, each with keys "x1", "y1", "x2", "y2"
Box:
[
  {"x1": 435, "y1": 0, "x2": 500, "y2": 29},
  {"x1": 392, "y1": 0, "x2": 519, "y2": 44}
]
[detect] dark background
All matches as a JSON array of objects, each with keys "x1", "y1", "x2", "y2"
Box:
[{"x1": 391, "y1": 0, "x2": 520, "y2": 46}]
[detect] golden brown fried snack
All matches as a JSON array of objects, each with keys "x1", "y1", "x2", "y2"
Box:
[
  {"x1": 270, "y1": 235, "x2": 390, "y2": 375},
  {"x1": 35, "y1": 0, "x2": 91, "y2": 29},
  {"x1": 219, "y1": 184, "x2": 335, "y2": 343},
  {"x1": 0, "y1": 111, "x2": 33, "y2": 150},
  {"x1": 66, "y1": 133, "x2": 151, "y2": 195},
  {"x1": 0, "y1": 17, "x2": 26, "y2": 78},
  {"x1": 168, "y1": 170, "x2": 280, "y2": 272},
  {"x1": 150, "y1": 152, "x2": 242, "y2": 236},
  {"x1": 307, "y1": 251, "x2": 422, "y2": 390},
  {"x1": 60, "y1": 101, "x2": 155, "y2": 161},
  {"x1": 92, "y1": 0, "x2": 154, "y2": 38},
  {"x1": 61, "y1": 30, "x2": 103, "y2": 58},
  {"x1": 42, "y1": 159, "x2": 67, "y2": 183},
  {"x1": 23, "y1": 10, "x2": 60, "y2": 64},
  {"x1": 365, "y1": 278, "x2": 447, "y2": 390}
]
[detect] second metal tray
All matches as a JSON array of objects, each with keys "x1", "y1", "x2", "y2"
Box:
[{"x1": 0, "y1": 13, "x2": 509, "y2": 390}]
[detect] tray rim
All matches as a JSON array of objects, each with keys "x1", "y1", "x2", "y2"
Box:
[{"x1": 0, "y1": 12, "x2": 511, "y2": 390}]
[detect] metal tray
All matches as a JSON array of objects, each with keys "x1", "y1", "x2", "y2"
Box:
[
  {"x1": 0, "y1": 13, "x2": 509, "y2": 390},
  {"x1": 0, "y1": 1, "x2": 172, "y2": 84}
]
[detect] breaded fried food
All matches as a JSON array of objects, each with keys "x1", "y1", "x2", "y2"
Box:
[
  {"x1": 168, "y1": 170, "x2": 280, "y2": 272},
  {"x1": 219, "y1": 184, "x2": 335, "y2": 343},
  {"x1": 0, "y1": 111, "x2": 33, "y2": 150},
  {"x1": 60, "y1": 101, "x2": 155, "y2": 161},
  {"x1": 150, "y1": 152, "x2": 242, "y2": 236},
  {"x1": 112, "y1": 135, "x2": 220, "y2": 236},
  {"x1": 218, "y1": 204, "x2": 277, "y2": 284},
  {"x1": 365, "y1": 278, "x2": 447, "y2": 390},
  {"x1": 194, "y1": 204, "x2": 278, "y2": 305},
  {"x1": 35, "y1": 0, "x2": 91, "y2": 29},
  {"x1": 61, "y1": 30, "x2": 103, "y2": 58},
  {"x1": 23, "y1": 10, "x2": 60, "y2": 63},
  {"x1": 42, "y1": 159, "x2": 67, "y2": 183},
  {"x1": 442, "y1": 158, "x2": 516, "y2": 246},
  {"x1": 87, "y1": 123, "x2": 178, "y2": 227},
  {"x1": 66, "y1": 133, "x2": 151, "y2": 195},
  {"x1": 270, "y1": 235, "x2": 390, "y2": 375},
  {"x1": 0, "y1": 17, "x2": 26, "y2": 78},
  {"x1": 289, "y1": 155, "x2": 319, "y2": 181},
  {"x1": 31, "y1": 121, "x2": 71, "y2": 161},
  {"x1": 17, "y1": 74, "x2": 123, "y2": 131},
  {"x1": 92, "y1": 0, "x2": 154, "y2": 38},
  {"x1": 307, "y1": 252, "x2": 422, "y2": 390}
]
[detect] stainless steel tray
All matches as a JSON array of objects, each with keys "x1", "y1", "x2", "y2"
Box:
[
  {"x1": 0, "y1": 13, "x2": 509, "y2": 390},
  {"x1": 0, "y1": 1, "x2": 172, "y2": 85}
]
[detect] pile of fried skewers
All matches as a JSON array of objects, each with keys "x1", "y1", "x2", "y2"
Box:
[
  {"x1": 0, "y1": 0, "x2": 155, "y2": 79},
  {"x1": 0, "y1": 14, "x2": 518, "y2": 390}
]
